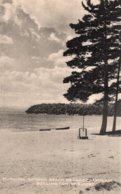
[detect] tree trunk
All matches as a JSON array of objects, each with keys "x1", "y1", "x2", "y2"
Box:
[
  {"x1": 100, "y1": 80, "x2": 108, "y2": 135},
  {"x1": 100, "y1": 100, "x2": 108, "y2": 135},
  {"x1": 112, "y1": 101, "x2": 118, "y2": 132},
  {"x1": 112, "y1": 58, "x2": 121, "y2": 132},
  {"x1": 100, "y1": 1, "x2": 109, "y2": 135}
]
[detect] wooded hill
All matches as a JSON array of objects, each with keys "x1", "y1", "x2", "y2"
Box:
[{"x1": 26, "y1": 102, "x2": 121, "y2": 116}]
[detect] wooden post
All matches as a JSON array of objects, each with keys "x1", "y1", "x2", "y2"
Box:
[
  {"x1": 83, "y1": 115, "x2": 85, "y2": 129},
  {"x1": 78, "y1": 115, "x2": 88, "y2": 139}
]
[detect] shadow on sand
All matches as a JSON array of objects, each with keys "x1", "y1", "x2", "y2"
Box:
[{"x1": 92, "y1": 130, "x2": 121, "y2": 137}]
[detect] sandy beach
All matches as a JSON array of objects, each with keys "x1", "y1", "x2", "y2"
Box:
[{"x1": 0, "y1": 128, "x2": 121, "y2": 194}]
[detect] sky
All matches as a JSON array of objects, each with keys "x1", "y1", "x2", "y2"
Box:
[
  {"x1": 17, "y1": 0, "x2": 85, "y2": 31},
  {"x1": 0, "y1": 0, "x2": 99, "y2": 108}
]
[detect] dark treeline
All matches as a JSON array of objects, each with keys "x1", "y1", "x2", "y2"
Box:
[{"x1": 26, "y1": 102, "x2": 121, "y2": 116}]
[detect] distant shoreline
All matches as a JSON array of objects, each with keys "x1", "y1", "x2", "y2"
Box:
[{"x1": 26, "y1": 103, "x2": 121, "y2": 116}]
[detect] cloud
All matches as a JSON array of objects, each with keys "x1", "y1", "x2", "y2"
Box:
[
  {"x1": 0, "y1": 55, "x2": 14, "y2": 71},
  {"x1": 0, "y1": 1, "x2": 22, "y2": 26},
  {"x1": 48, "y1": 49, "x2": 64, "y2": 64},
  {"x1": 0, "y1": 0, "x2": 95, "y2": 107},
  {"x1": 0, "y1": 55, "x2": 13, "y2": 63},
  {"x1": 2, "y1": 0, "x2": 13, "y2": 4},
  {"x1": 48, "y1": 33, "x2": 61, "y2": 43},
  {"x1": 1, "y1": 2, "x2": 14, "y2": 22},
  {"x1": 0, "y1": 35, "x2": 13, "y2": 44},
  {"x1": 14, "y1": 0, "x2": 85, "y2": 32},
  {"x1": 47, "y1": 49, "x2": 72, "y2": 67},
  {"x1": 0, "y1": 66, "x2": 71, "y2": 107}
]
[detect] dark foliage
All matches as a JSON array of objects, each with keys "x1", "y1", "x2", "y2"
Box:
[
  {"x1": 63, "y1": 0, "x2": 121, "y2": 134},
  {"x1": 26, "y1": 102, "x2": 121, "y2": 116}
]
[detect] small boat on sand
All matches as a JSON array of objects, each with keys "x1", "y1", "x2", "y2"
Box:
[
  {"x1": 55, "y1": 127, "x2": 70, "y2": 130},
  {"x1": 39, "y1": 127, "x2": 70, "y2": 131},
  {"x1": 39, "y1": 128, "x2": 51, "y2": 131}
]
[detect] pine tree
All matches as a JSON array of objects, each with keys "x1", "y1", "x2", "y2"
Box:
[
  {"x1": 63, "y1": 0, "x2": 121, "y2": 134},
  {"x1": 112, "y1": 58, "x2": 121, "y2": 132},
  {"x1": 107, "y1": 1, "x2": 121, "y2": 132}
]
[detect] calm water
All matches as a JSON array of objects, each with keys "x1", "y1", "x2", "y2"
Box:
[{"x1": 0, "y1": 109, "x2": 121, "y2": 133}]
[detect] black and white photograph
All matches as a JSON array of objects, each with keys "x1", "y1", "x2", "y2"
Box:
[{"x1": 0, "y1": 0, "x2": 121, "y2": 193}]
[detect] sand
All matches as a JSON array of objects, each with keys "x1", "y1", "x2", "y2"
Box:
[{"x1": 0, "y1": 128, "x2": 121, "y2": 194}]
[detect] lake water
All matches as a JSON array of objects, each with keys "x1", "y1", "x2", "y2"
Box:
[{"x1": 0, "y1": 109, "x2": 121, "y2": 133}]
